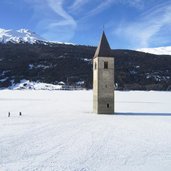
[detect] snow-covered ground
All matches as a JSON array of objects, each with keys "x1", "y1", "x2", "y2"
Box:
[{"x1": 0, "y1": 90, "x2": 171, "y2": 171}]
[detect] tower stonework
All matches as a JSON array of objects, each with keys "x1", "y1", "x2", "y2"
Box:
[{"x1": 93, "y1": 32, "x2": 114, "y2": 114}]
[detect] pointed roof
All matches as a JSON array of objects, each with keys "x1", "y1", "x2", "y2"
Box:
[{"x1": 94, "y1": 31, "x2": 111, "y2": 58}]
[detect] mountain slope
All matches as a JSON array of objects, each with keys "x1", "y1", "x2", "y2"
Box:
[
  {"x1": 0, "y1": 28, "x2": 46, "y2": 44},
  {"x1": 137, "y1": 46, "x2": 171, "y2": 55},
  {"x1": 0, "y1": 28, "x2": 171, "y2": 90},
  {"x1": 0, "y1": 42, "x2": 171, "y2": 90}
]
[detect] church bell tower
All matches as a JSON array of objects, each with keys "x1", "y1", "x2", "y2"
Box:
[{"x1": 93, "y1": 31, "x2": 114, "y2": 114}]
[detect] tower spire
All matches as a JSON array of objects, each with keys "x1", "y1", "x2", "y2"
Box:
[{"x1": 94, "y1": 31, "x2": 111, "y2": 58}]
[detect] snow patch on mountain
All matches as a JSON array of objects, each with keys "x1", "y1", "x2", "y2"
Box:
[
  {"x1": 0, "y1": 28, "x2": 46, "y2": 44},
  {"x1": 29, "y1": 64, "x2": 51, "y2": 70},
  {"x1": 9, "y1": 80, "x2": 63, "y2": 90},
  {"x1": 49, "y1": 41, "x2": 75, "y2": 45},
  {"x1": 137, "y1": 46, "x2": 171, "y2": 55}
]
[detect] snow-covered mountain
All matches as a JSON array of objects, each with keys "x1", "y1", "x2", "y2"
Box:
[
  {"x1": 0, "y1": 28, "x2": 46, "y2": 44},
  {"x1": 137, "y1": 46, "x2": 171, "y2": 55}
]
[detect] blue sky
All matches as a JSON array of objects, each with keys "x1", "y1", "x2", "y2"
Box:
[{"x1": 1, "y1": 0, "x2": 171, "y2": 49}]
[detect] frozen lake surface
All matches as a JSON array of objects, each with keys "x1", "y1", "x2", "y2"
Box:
[{"x1": 0, "y1": 90, "x2": 171, "y2": 171}]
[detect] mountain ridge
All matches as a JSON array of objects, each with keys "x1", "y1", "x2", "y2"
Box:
[
  {"x1": 1, "y1": 28, "x2": 171, "y2": 56},
  {"x1": 0, "y1": 28, "x2": 46, "y2": 44},
  {"x1": 0, "y1": 28, "x2": 75, "y2": 45}
]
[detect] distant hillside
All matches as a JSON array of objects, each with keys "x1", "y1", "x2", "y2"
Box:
[
  {"x1": 137, "y1": 46, "x2": 171, "y2": 55},
  {"x1": 0, "y1": 42, "x2": 171, "y2": 90}
]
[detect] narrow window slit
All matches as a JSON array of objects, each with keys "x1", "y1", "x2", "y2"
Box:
[{"x1": 104, "y1": 61, "x2": 108, "y2": 69}]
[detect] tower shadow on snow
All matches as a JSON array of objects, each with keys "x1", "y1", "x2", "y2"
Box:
[{"x1": 115, "y1": 112, "x2": 171, "y2": 116}]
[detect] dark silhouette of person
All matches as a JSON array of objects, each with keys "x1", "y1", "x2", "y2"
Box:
[
  {"x1": 19, "y1": 112, "x2": 22, "y2": 116},
  {"x1": 8, "y1": 112, "x2": 10, "y2": 117}
]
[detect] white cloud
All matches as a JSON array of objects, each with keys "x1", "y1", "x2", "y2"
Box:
[
  {"x1": 127, "y1": 0, "x2": 144, "y2": 9},
  {"x1": 81, "y1": 0, "x2": 144, "y2": 20},
  {"x1": 22, "y1": 0, "x2": 144, "y2": 42},
  {"x1": 113, "y1": 1, "x2": 171, "y2": 48},
  {"x1": 69, "y1": 0, "x2": 89, "y2": 10},
  {"x1": 47, "y1": 0, "x2": 76, "y2": 27},
  {"x1": 44, "y1": 0, "x2": 77, "y2": 40},
  {"x1": 24, "y1": 0, "x2": 77, "y2": 42},
  {"x1": 88, "y1": 0, "x2": 114, "y2": 16}
]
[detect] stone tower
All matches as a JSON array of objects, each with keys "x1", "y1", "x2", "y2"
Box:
[{"x1": 93, "y1": 31, "x2": 114, "y2": 114}]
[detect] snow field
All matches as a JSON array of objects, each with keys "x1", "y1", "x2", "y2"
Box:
[{"x1": 0, "y1": 90, "x2": 171, "y2": 171}]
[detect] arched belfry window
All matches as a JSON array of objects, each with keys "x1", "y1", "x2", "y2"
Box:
[
  {"x1": 104, "y1": 61, "x2": 108, "y2": 69},
  {"x1": 94, "y1": 62, "x2": 97, "y2": 70}
]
